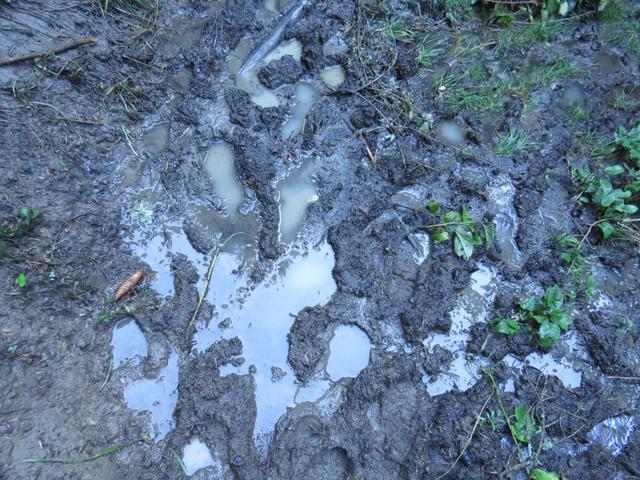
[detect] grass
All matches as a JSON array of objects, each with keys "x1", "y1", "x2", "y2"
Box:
[
  {"x1": 496, "y1": 128, "x2": 535, "y2": 156},
  {"x1": 26, "y1": 437, "x2": 145, "y2": 464}
]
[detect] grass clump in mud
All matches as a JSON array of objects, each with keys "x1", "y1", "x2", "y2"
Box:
[
  {"x1": 0, "y1": 208, "x2": 41, "y2": 257},
  {"x1": 423, "y1": 203, "x2": 494, "y2": 260},
  {"x1": 571, "y1": 124, "x2": 640, "y2": 242},
  {"x1": 495, "y1": 128, "x2": 535, "y2": 155},
  {"x1": 490, "y1": 285, "x2": 573, "y2": 347}
]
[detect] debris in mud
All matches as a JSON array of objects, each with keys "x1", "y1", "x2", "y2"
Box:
[{"x1": 115, "y1": 268, "x2": 145, "y2": 301}]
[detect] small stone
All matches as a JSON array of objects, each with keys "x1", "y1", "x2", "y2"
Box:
[{"x1": 248, "y1": 364, "x2": 257, "y2": 374}]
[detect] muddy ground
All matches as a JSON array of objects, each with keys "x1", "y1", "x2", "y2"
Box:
[{"x1": 1, "y1": 0, "x2": 639, "y2": 478}]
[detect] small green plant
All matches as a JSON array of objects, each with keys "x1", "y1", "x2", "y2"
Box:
[
  {"x1": 416, "y1": 45, "x2": 444, "y2": 67},
  {"x1": 512, "y1": 405, "x2": 537, "y2": 443},
  {"x1": 15, "y1": 273, "x2": 26, "y2": 288},
  {"x1": 0, "y1": 208, "x2": 41, "y2": 257},
  {"x1": 380, "y1": 20, "x2": 416, "y2": 42},
  {"x1": 529, "y1": 469, "x2": 560, "y2": 480},
  {"x1": 491, "y1": 285, "x2": 572, "y2": 347},
  {"x1": 496, "y1": 128, "x2": 535, "y2": 156},
  {"x1": 424, "y1": 204, "x2": 495, "y2": 260},
  {"x1": 482, "y1": 409, "x2": 505, "y2": 432},
  {"x1": 569, "y1": 105, "x2": 588, "y2": 121},
  {"x1": 556, "y1": 234, "x2": 596, "y2": 297}
]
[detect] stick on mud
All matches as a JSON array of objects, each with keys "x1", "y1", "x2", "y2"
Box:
[{"x1": 0, "y1": 36, "x2": 97, "y2": 67}]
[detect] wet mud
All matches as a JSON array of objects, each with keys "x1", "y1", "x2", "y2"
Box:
[{"x1": 1, "y1": 0, "x2": 639, "y2": 479}]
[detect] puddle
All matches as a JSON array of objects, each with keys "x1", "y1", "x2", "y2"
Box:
[
  {"x1": 182, "y1": 438, "x2": 226, "y2": 477},
  {"x1": 501, "y1": 331, "x2": 587, "y2": 389},
  {"x1": 586, "y1": 415, "x2": 636, "y2": 456},
  {"x1": 142, "y1": 123, "x2": 169, "y2": 154},
  {"x1": 264, "y1": 0, "x2": 280, "y2": 13},
  {"x1": 111, "y1": 319, "x2": 148, "y2": 369},
  {"x1": 326, "y1": 325, "x2": 372, "y2": 381},
  {"x1": 321, "y1": 66, "x2": 345, "y2": 88},
  {"x1": 487, "y1": 175, "x2": 523, "y2": 269},
  {"x1": 130, "y1": 226, "x2": 208, "y2": 298},
  {"x1": 593, "y1": 50, "x2": 622, "y2": 75},
  {"x1": 203, "y1": 142, "x2": 243, "y2": 213},
  {"x1": 422, "y1": 266, "x2": 497, "y2": 396},
  {"x1": 194, "y1": 241, "x2": 337, "y2": 446},
  {"x1": 407, "y1": 232, "x2": 430, "y2": 265},
  {"x1": 277, "y1": 161, "x2": 318, "y2": 242},
  {"x1": 436, "y1": 121, "x2": 465, "y2": 146},
  {"x1": 281, "y1": 83, "x2": 318, "y2": 139},
  {"x1": 124, "y1": 351, "x2": 179, "y2": 441},
  {"x1": 229, "y1": 38, "x2": 302, "y2": 108}
]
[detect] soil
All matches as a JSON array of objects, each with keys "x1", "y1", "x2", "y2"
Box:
[{"x1": 1, "y1": 0, "x2": 639, "y2": 479}]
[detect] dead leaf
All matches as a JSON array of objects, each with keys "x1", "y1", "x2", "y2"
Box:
[{"x1": 115, "y1": 268, "x2": 144, "y2": 301}]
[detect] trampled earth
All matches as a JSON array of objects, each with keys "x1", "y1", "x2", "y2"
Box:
[{"x1": 1, "y1": 0, "x2": 639, "y2": 478}]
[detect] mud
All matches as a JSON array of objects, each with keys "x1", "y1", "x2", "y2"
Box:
[{"x1": 1, "y1": 0, "x2": 639, "y2": 479}]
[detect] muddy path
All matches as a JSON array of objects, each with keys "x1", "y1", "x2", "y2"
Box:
[{"x1": 1, "y1": 0, "x2": 639, "y2": 478}]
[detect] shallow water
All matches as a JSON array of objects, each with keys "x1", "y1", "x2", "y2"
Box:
[
  {"x1": 194, "y1": 241, "x2": 337, "y2": 443},
  {"x1": 230, "y1": 38, "x2": 302, "y2": 108},
  {"x1": 281, "y1": 83, "x2": 318, "y2": 139},
  {"x1": 326, "y1": 325, "x2": 372, "y2": 380},
  {"x1": 487, "y1": 176, "x2": 523, "y2": 269},
  {"x1": 203, "y1": 142, "x2": 244, "y2": 213},
  {"x1": 182, "y1": 439, "x2": 214, "y2": 475},
  {"x1": 587, "y1": 415, "x2": 636, "y2": 456},
  {"x1": 111, "y1": 319, "x2": 148, "y2": 369},
  {"x1": 422, "y1": 266, "x2": 496, "y2": 396},
  {"x1": 124, "y1": 351, "x2": 180, "y2": 441},
  {"x1": 321, "y1": 65, "x2": 345, "y2": 88},
  {"x1": 436, "y1": 121, "x2": 465, "y2": 146},
  {"x1": 277, "y1": 161, "x2": 318, "y2": 242}
]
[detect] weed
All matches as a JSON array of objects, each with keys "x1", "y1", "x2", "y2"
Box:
[
  {"x1": 612, "y1": 90, "x2": 640, "y2": 112},
  {"x1": 556, "y1": 234, "x2": 596, "y2": 297},
  {"x1": 416, "y1": 44, "x2": 444, "y2": 67},
  {"x1": 513, "y1": 405, "x2": 537, "y2": 443},
  {"x1": 0, "y1": 208, "x2": 41, "y2": 257},
  {"x1": 491, "y1": 285, "x2": 573, "y2": 347},
  {"x1": 26, "y1": 437, "x2": 146, "y2": 464},
  {"x1": 380, "y1": 20, "x2": 416, "y2": 42},
  {"x1": 482, "y1": 409, "x2": 505, "y2": 432},
  {"x1": 529, "y1": 469, "x2": 560, "y2": 480},
  {"x1": 15, "y1": 273, "x2": 26, "y2": 288},
  {"x1": 423, "y1": 204, "x2": 494, "y2": 260},
  {"x1": 496, "y1": 128, "x2": 535, "y2": 156},
  {"x1": 569, "y1": 105, "x2": 588, "y2": 121}
]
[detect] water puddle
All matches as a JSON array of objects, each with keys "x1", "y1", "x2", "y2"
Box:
[
  {"x1": 407, "y1": 232, "x2": 430, "y2": 265},
  {"x1": 264, "y1": 0, "x2": 280, "y2": 13},
  {"x1": 229, "y1": 38, "x2": 302, "y2": 108},
  {"x1": 182, "y1": 438, "x2": 227, "y2": 477},
  {"x1": 501, "y1": 331, "x2": 587, "y2": 390},
  {"x1": 326, "y1": 325, "x2": 372, "y2": 381},
  {"x1": 194, "y1": 241, "x2": 337, "y2": 447},
  {"x1": 436, "y1": 121, "x2": 465, "y2": 146},
  {"x1": 111, "y1": 319, "x2": 148, "y2": 369},
  {"x1": 281, "y1": 83, "x2": 318, "y2": 139},
  {"x1": 586, "y1": 415, "x2": 636, "y2": 456},
  {"x1": 130, "y1": 226, "x2": 208, "y2": 298},
  {"x1": 487, "y1": 175, "x2": 523, "y2": 269},
  {"x1": 124, "y1": 351, "x2": 180, "y2": 441},
  {"x1": 321, "y1": 65, "x2": 345, "y2": 88},
  {"x1": 203, "y1": 142, "x2": 243, "y2": 213},
  {"x1": 142, "y1": 123, "x2": 170, "y2": 154},
  {"x1": 277, "y1": 161, "x2": 318, "y2": 242},
  {"x1": 422, "y1": 266, "x2": 497, "y2": 396}
]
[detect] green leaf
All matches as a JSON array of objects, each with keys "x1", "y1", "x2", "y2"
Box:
[
  {"x1": 519, "y1": 297, "x2": 539, "y2": 312},
  {"x1": 483, "y1": 223, "x2": 496, "y2": 246},
  {"x1": 15, "y1": 273, "x2": 26, "y2": 288},
  {"x1": 453, "y1": 231, "x2": 474, "y2": 260},
  {"x1": 491, "y1": 318, "x2": 521, "y2": 335},
  {"x1": 538, "y1": 321, "x2": 561, "y2": 346},
  {"x1": 598, "y1": 221, "x2": 616, "y2": 239},
  {"x1": 543, "y1": 285, "x2": 564, "y2": 310},
  {"x1": 513, "y1": 405, "x2": 537, "y2": 443},
  {"x1": 442, "y1": 211, "x2": 461, "y2": 224},
  {"x1": 585, "y1": 276, "x2": 597, "y2": 298},
  {"x1": 427, "y1": 200, "x2": 440, "y2": 214},
  {"x1": 0, "y1": 240, "x2": 6, "y2": 257},
  {"x1": 615, "y1": 203, "x2": 638, "y2": 214},
  {"x1": 460, "y1": 206, "x2": 474, "y2": 224},
  {"x1": 432, "y1": 230, "x2": 449, "y2": 243},
  {"x1": 550, "y1": 310, "x2": 572, "y2": 330},
  {"x1": 604, "y1": 165, "x2": 625, "y2": 175},
  {"x1": 529, "y1": 469, "x2": 560, "y2": 480}
]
